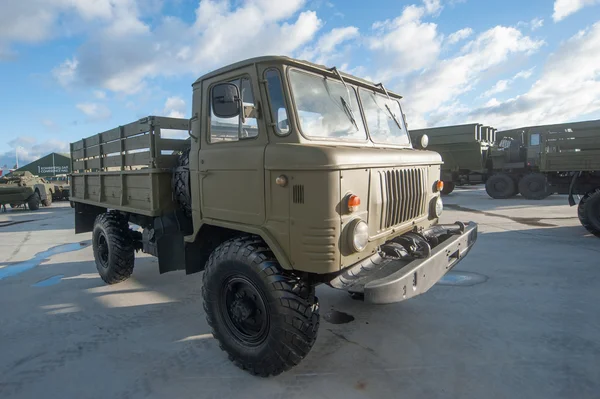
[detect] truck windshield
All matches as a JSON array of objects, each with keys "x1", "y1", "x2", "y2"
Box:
[
  {"x1": 359, "y1": 89, "x2": 411, "y2": 146},
  {"x1": 289, "y1": 69, "x2": 367, "y2": 141}
]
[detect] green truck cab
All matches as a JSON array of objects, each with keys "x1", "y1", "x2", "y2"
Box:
[
  {"x1": 0, "y1": 171, "x2": 53, "y2": 211},
  {"x1": 70, "y1": 56, "x2": 478, "y2": 376}
]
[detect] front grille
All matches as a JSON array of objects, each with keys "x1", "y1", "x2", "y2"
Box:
[{"x1": 377, "y1": 168, "x2": 427, "y2": 229}]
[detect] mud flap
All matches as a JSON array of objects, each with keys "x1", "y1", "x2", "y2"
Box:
[{"x1": 143, "y1": 210, "x2": 192, "y2": 274}]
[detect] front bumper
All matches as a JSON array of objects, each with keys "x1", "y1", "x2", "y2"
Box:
[
  {"x1": 364, "y1": 222, "x2": 477, "y2": 304},
  {"x1": 328, "y1": 221, "x2": 478, "y2": 304}
]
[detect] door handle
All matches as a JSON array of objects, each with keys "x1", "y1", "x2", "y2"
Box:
[{"x1": 199, "y1": 171, "x2": 209, "y2": 176}]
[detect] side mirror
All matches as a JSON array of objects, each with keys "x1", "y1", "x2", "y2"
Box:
[
  {"x1": 415, "y1": 134, "x2": 429, "y2": 149},
  {"x1": 212, "y1": 83, "x2": 241, "y2": 118}
]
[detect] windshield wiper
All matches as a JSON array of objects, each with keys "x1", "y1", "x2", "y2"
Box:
[
  {"x1": 340, "y1": 96, "x2": 359, "y2": 131},
  {"x1": 384, "y1": 103, "x2": 403, "y2": 131}
]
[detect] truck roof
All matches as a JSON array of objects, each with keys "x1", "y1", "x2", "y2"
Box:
[{"x1": 192, "y1": 55, "x2": 403, "y2": 100}]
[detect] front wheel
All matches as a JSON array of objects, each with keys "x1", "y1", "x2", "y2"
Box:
[
  {"x1": 42, "y1": 195, "x2": 52, "y2": 207},
  {"x1": 202, "y1": 236, "x2": 320, "y2": 377},
  {"x1": 28, "y1": 192, "x2": 41, "y2": 210},
  {"x1": 92, "y1": 211, "x2": 135, "y2": 284},
  {"x1": 578, "y1": 188, "x2": 600, "y2": 237}
]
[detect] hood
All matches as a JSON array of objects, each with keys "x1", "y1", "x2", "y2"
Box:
[{"x1": 265, "y1": 143, "x2": 442, "y2": 171}]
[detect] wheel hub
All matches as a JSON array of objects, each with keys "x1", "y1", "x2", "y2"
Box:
[
  {"x1": 230, "y1": 294, "x2": 254, "y2": 323},
  {"x1": 221, "y1": 276, "x2": 269, "y2": 346},
  {"x1": 97, "y1": 234, "x2": 109, "y2": 267}
]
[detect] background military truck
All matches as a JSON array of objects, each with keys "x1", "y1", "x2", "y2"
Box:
[
  {"x1": 0, "y1": 171, "x2": 53, "y2": 210},
  {"x1": 489, "y1": 119, "x2": 600, "y2": 200},
  {"x1": 409, "y1": 123, "x2": 496, "y2": 195},
  {"x1": 70, "y1": 56, "x2": 478, "y2": 376},
  {"x1": 535, "y1": 125, "x2": 600, "y2": 236}
]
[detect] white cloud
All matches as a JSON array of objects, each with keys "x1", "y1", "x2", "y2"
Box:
[
  {"x1": 530, "y1": 17, "x2": 544, "y2": 30},
  {"x1": 446, "y1": 28, "x2": 473, "y2": 44},
  {"x1": 93, "y1": 90, "x2": 107, "y2": 99},
  {"x1": 76, "y1": 102, "x2": 111, "y2": 121},
  {"x1": 400, "y1": 26, "x2": 544, "y2": 127},
  {"x1": 423, "y1": 0, "x2": 443, "y2": 14},
  {"x1": 482, "y1": 80, "x2": 510, "y2": 97},
  {"x1": 469, "y1": 21, "x2": 600, "y2": 128},
  {"x1": 368, "y1": 3, "x2": 443, "y2": 76},
  {"x1": 0, "y1": 137, "x2": 69, "y2": 168},
  {"x1": 513, "y1": 67, "x2": 534, "y2": 80},
  {"x1": 299, "y1": 26, "x2": 359, "y2": 65},
  {"x1": 480, "y1": 67, "x2": 535, "y2": 98},
  {"x1": 51, "y1": 0, "x2": 322, "y2": 94},
  {"x1": 163, "y1": 96, "x2": 187, "y2": 119},
  {"x1": 52, "y1": 57, "x2": 79, "y2": 87},
  {"x1": 517, "y1": 17, "x2": 544, "y2": 31},
  {"x1": 0, "y1": 0, "x2": 150, "y2": 58},
  {"x1": 553, "y1": 0, "x2": 600, "y2": 21}
]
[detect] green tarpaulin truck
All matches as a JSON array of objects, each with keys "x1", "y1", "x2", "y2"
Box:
[{"x1": 69, "y1": 56, "x2": 478, "y2": 376}]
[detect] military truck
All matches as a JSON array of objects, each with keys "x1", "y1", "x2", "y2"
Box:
[
  {"x1": 409, "y1": 123, "x2": 496, "y2": 195},
  {"x1": 410, "y1": 121, "x2": 594, "y2": 200},
  {"x1": 0, "y1": 171, "x2": 53, "y2": 210},
  {"x1": 70, "y1": 56, "x2": 478, "y2": 376},
  {"x1": 487, "y1": 119, "x2": 600, "y2": 201},
  {"x1": 535, "y1": 123, "x2": 600, "y2": 236}
]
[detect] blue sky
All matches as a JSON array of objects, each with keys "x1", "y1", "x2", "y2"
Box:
[{"x1": 1, "y1": 0, "x2": 599, "y2": 167}]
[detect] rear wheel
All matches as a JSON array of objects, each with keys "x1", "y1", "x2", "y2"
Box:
[
  {"x1": 518, "y1": 173, "x2": 550, "y2": 200},
  {"x1": 92, "y1": 211, "x2": 135, "y2": 284},
  {"x1": 578, "y1": 188, "x2": 600, "y2": 237},
  {"x1": 42, "y1": 195, "x2": 52, "y2": 207},
  {"x1": 485, "y1": 174, "x2": 516, "y2": 199},
  {"x1": 441, "y1": 181, "x2": 455, "y2": 195},
  {"x1": 28, "y1": 192, "x2": 41, "y2": 210},
  {"x1": 202, "y1": 236, "x2": 320, "y2": 377}
]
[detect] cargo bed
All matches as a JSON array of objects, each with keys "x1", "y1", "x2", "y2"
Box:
[{"x1": 69, "y1": 116, "x2": 190, "y2": 217}]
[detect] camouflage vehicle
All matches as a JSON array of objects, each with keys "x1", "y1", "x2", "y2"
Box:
[
  {"x1": 46, "y1": 174, "x2": 71, "y2": 201},
  {"x1": 70, "y1": 56, "x2": 478, "y2": 376},
  {"x1": 535, "y1": 122, "x2": 600, "y2": 236},
  {"x1": 410, "y1": 123, "x2": 496, "y2": 195},
  {"x1": 0, "y1": 171, "x2": 53, "y2": 211}
]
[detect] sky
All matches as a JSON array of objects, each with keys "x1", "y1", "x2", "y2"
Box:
[{"x1": 1, "y1": 0, "x2": 599, "y2": 168}]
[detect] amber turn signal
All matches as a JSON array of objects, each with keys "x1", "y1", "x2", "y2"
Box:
[
  {"x1": 435, "y1": 180, "x2": 444, "y2": 192},
  {"x1": 347, "y1": 194, "x2": 361, "y2": 212}
]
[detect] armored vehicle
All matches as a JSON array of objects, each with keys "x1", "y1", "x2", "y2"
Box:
[
  {"x1": 0, "y1": 171, "x2": 53, "y2": 210},
  {"x1": 70, "y1": 56, "x2": 478, "y2": 376}
]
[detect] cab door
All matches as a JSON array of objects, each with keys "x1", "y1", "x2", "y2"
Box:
[{"x1": 199, "y1": 66, "x2": 267, "y2": 226}]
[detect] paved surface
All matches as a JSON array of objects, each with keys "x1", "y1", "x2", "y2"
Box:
[{"x1": 1, "y1": 190, "x2": 599, "y2": 399}]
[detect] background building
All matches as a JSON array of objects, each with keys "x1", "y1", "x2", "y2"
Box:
[{"x1": 12, "y1": 153, "x2": 71, "y2": 177}]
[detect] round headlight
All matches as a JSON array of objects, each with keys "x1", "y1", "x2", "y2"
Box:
[
  {"x1": 435, "y1": 195, "x2": 443, "y2": 217},
  {"x1": 420, "y1": 134, "x2": 429, "y2": 149},
  {"x1": 349, "y1": 219, "x2": 369, "y2": 252}
]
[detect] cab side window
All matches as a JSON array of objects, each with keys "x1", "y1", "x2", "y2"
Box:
[
  {"x1": 210, "y1": 77, "x2": 258, "y2": 143},
  {"x1": 530, "y1": 133, "x2": 540, "y2": 146}
]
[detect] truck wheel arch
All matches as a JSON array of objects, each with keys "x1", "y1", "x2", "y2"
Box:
[{"x1": 187, "y1": 221, "x2": 293, "y2": 272}]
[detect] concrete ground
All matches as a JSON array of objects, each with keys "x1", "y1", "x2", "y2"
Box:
[{"x1": 1, "y1": 189, "x2": 599, "y2": 399}]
